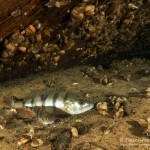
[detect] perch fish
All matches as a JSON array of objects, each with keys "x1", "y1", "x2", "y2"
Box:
[{"x1": 6, "y1": 90, "x2": 94, "y2": 124}]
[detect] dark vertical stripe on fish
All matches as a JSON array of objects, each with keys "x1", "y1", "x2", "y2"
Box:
[
  {"x1": 64, "y1": 92, "x2": 69, "y2": 101},
  {"x1": 51, "y1": 106, "x2": 56, "y2": 114},
  {"x1": 41, "y1": 94, "x2": 49, "y2": 106},
  {"x1": 38, "y1": 107, "x2": 42, "y2": 119},
  {"x1": 31, "y1": 98, "x2": 34, "y2": 106},
  {"x1": 53, "y1": 92, "x2": 59, "y2": 107},
  {"x1": 36, "y1": 107, "x2": 41, "y2": 118}
]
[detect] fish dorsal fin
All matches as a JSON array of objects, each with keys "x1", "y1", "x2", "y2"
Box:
[
  {"x1": 11, "y1": 96, "x2": 24, "y2": 102},
  {"x1": 55, "y1": 87, "x2": 67, "y2": 93}
]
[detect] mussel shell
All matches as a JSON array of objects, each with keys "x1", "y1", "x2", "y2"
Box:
[{"x1": 73, "y1": 122, "x2": 87, "y2": 135}]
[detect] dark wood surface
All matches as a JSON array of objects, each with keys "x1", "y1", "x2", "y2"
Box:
[
  {"x1": 0, "y1": 0, "x2": 79, "y2": 39},
  {"x1": 0, "y1": 0, "x2": 31, "y2": 21},
  {"x1": 0, "y1": 0, "x2": 149, "y2": 82}
]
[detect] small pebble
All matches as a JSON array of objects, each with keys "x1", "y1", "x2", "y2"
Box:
[{"x1": 71, "y1": 127, "x2": 78, "y2": 138}]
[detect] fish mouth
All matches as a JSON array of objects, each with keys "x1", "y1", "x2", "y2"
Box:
[{"x1": 84, "y1": 103, "x2": 94, "y2": 111}]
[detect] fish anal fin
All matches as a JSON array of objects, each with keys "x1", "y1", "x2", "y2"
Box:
[{"x1": 1, "y1": 96, "x2": 12, "y2": 109}]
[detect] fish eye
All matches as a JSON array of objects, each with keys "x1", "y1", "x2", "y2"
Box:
[
  {"x1": 45, "y1": 117, "x2": 49, "y2": 120},
  {"x1": 79, "y1": 100, "x2": 84, "y2": 105},
  {"x1": 42, "y1": 116, "x2": 48, "y2": 121}
]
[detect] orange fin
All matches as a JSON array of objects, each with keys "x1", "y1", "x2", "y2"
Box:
[{"x1": 16, "y1": 108, "x2": 35, "y2": 117}]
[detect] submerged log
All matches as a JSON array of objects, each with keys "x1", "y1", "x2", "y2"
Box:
[
  {"x1": 0, "y1": 0, "x2": 80, "y2": 39},
  {"x1": 0, "y1": 0, "x2": 150, "y2": 82}
]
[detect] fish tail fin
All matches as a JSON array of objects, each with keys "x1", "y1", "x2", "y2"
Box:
[
  {"x1": 1, "y1": 96, "x2": 24, "y2": 109},
  {"x1": 1, "y1": 96, "x2": 13, "y2": 109}
]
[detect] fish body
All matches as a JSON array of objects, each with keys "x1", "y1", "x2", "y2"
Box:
[
  {"x1": 9, "y1": 90, "x2": 94, "y2": 124},
  {"x1": 11, "y1": 90, "x2": 94, "y2": 115}
]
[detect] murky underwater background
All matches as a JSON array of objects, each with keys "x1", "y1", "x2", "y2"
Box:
[{"x1": 0, "y1": 56, "x2": 150, "y2": 150}]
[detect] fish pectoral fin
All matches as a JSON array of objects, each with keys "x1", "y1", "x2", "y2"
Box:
[
  {"x1": 51, "y1": 112, "x2": 71, "y2": 118},
  {"x1": 16, "y1": 108, "x2": 35, "y2": 117},
  {"x1": 46, "y1": 106, "x2": 71, "y2": 118}
]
